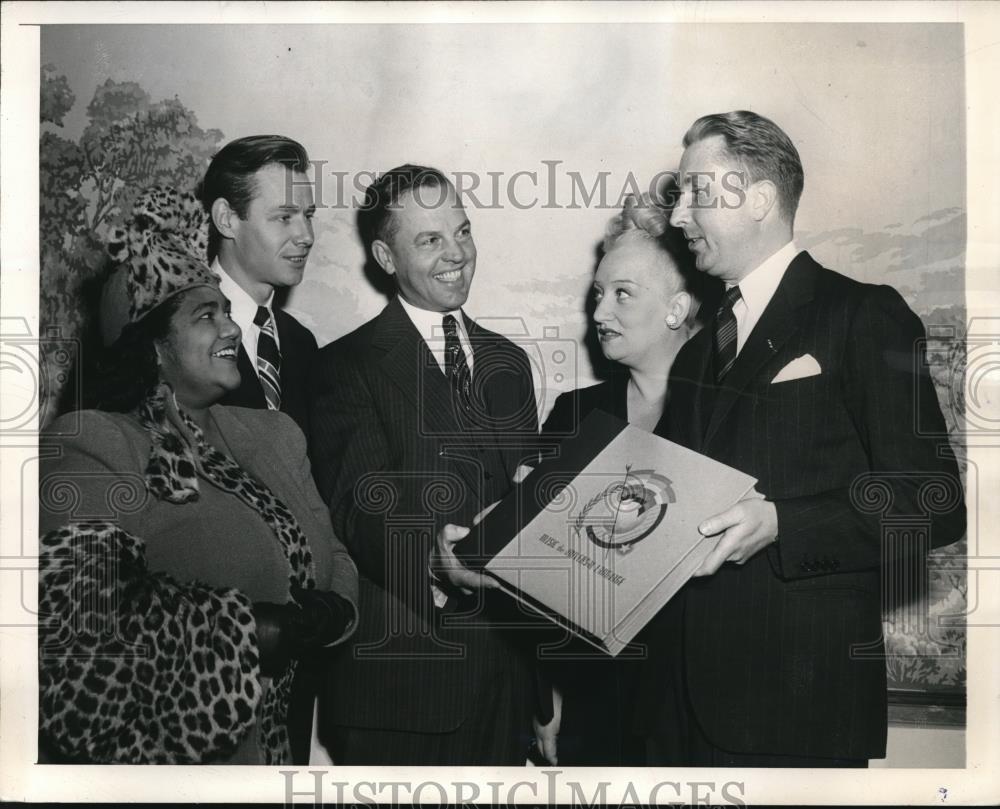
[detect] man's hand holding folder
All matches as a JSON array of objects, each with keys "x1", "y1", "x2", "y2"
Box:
[
  {"x1": 693, "y1": 490, "x2": 778, "y2": 576},
  {"x1": 430, "y1": 503, "x2": 502, "y2": 594}
]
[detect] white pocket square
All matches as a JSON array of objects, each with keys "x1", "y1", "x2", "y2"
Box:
[{"x1": 771, "y1": 353, "x2": 822, "y2": 383}]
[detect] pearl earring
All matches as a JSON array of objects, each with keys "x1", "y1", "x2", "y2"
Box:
[{"x1": 665, "y1": 315, "x2": 678, "y2": 328}]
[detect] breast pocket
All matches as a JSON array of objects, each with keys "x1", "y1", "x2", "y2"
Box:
[
  {"x1": 753, "y1": 370, "x2": 848, "y2": 496},
  {"x1": 760, "y1": 371, "x2": 834, "y2": 402}
]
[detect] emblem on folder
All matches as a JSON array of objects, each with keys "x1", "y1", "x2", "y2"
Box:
[{"x1": 575, "y1": 467, "x2": 676, "y2": 554}]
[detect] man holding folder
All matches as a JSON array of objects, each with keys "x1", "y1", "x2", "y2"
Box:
[
  {"x1": 436, "y1": 111, "x2": 965, "y2": 766},
  {"x1": 633, "y1": 110, "x2": 966, "y2": 766}
]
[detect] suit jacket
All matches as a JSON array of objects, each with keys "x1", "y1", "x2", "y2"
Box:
[
  {"x1": 640, "y1": 251, "x2": 965, "y2": 759},
  {"x1": 219, "y1": 309, "x2": 318, "y2": 441},
  {"x1": 308, "y1": 297, "x2": 540, "y2": 733},
  {"x1": 40, "y1": 404, "x2": 359, "y2": 763}
]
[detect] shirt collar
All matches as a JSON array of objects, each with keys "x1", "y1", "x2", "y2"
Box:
[
  {"x1": 397, "y1": 295, "x2": 465, "y2": 344},
  {"x1": 730, "y1": 241, "x2": 800, "y2": 320},
  {"x1": 212, "y1": 257, "x2": 274, "y2": 320}
]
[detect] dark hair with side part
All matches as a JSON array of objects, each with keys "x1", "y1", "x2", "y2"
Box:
[
  {"x1": 85, "y1": 292, "x2": 185, "y2": 413},
  {"x1": 357, "y1": 164, "x2": 452, "y2": 251},
  {"x1": 198, "y1": 135, "x2": 311, "y2": 261},
  {"x1": 683, "y1": 110, "x2": 804, "y2": 224}
]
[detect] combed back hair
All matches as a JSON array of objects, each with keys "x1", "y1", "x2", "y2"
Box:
[
  {"x1": 603, "y1": 192, "x2": 720, "y2": 326},
  {"x1": 358, "y1": 164, "x2": 452, "y2": 249},
  {"x1": 683, "y1": 110, "x2": 804, "y2": 223},
  {"x1": 198, "y1": 135, "x2": 311, "y2": 261}
]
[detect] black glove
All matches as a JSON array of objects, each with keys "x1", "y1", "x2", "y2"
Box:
[
  {"x1": 286, "y1": 585, "x2": 354, "y2": 653},
  {"x1": 252, "y1": 589, "x2": 354, "y2": 677},
  {"x1": 252, "y1": 601, "x2": 293, "y2": 678}
]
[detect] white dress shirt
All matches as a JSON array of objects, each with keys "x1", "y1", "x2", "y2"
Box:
[
  {"x1": 730, "y1": 241, "x2": 800, "y2": 355},
  {"x1": 213, "y1": 258, "x2": 278, "y2": 379},
  {"x1": 397, "y1": 296, "x2": 474, "y2": 375}
]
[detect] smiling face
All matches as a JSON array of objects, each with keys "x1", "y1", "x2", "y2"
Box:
[
  {"x1": 155, "y1": 286, "x2": 242, "y2": 410},
  {"x1": 670, "y1": 134, "x2": 757, "y2": 284},
  {"x1": 225, "y1": 163, "x2": 315, "y2": 301},
  {"x1": 374, "y1": 183, "x2": 476, "y2": 312},
  {"x1": 593, "y1": 237, "x2": 680, "y2": 371}
]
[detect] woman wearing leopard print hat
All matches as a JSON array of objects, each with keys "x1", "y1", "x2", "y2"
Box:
[{"x1": 38, "y1": 186, "x2": 358, "y2": 765}]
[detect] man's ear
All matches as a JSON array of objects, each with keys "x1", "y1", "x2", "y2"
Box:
[
  {"x1": 211, "y1": 198, "x2": 239, "y2": 240},
  {"x1": 749, "y1": 179, "x2": 779, "y2": 222},
  {"x1": 371, "y1": 239, "x2": 395, "y2": 276}
]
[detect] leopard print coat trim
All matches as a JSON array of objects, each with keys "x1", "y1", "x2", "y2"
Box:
[
  {"x1": 139, "y1": 384, "x2": 317, "y2": 592},
  {"x1": 137, "y1": 383, "x2": 316, "y2": 763},
  {"x1": 39, "y1": 520, "x2": 262, "y2": 763}
]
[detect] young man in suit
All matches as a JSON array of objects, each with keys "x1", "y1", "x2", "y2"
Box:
[
  {"x1": 199, "y1": 135, "x2": 318, "y2": 439},
  {"x1": 198, "y1": 135, "x2": 321, "y2": 763},
  {"x1": 308, "y1": 165, "x2": 540, "y2": 765},
  {"x1": 636, "y1": 111, "x2": 966, "y2": 766}
]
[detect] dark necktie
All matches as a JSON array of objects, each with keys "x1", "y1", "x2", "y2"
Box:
[
  {"x1": 714, "y1": 285, "x2": 743, "y2": 382},
  {"x1": 442, "y1": 314, "x2": 472, "y2": 411},
  {"x1": 254, "y1": 305, "x2": 282, "y2": 410}
]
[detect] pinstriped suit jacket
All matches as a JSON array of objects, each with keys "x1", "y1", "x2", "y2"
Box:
[
  {"x1": 308, "y1": 297, "x2": 539, "y2": 734},
  {"x1": 644, "y1": 251, "x2": 965, "y2": 759}
]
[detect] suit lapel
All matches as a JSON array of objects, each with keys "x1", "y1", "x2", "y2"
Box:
[
  {"x1": 664, "y1": 329, "x2": 713, "y2": 452},
  {"x1": 235, "y1": 344, "x2": 266, "y2": 407},
  {"x1": 463, "y1": 314, "x2": 515, "y2": 479},
  {"x1": 274, "y1": 311, "x2": 296, "y2": 393},
  {"x1": 208, "y1": 405, "x2": 308, "y2": 514},
  {"x1": 373, "y1": 298, "x2": 462, "y2": 438},
  {"x1": 704, "y1": 251, "x2": 819, "y2": 448},
  {"x1": 208, "y1": 403, "x2": 261, "y2": 470}
]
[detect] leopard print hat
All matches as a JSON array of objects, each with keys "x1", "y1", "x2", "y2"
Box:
[{"x1": 100, "y1": 186, "x2": 219, "y2": 346}]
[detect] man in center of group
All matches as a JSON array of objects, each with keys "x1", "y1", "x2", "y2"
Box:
[{"x1": 308, "y1": 165, "x2": 539, "y2": 764}]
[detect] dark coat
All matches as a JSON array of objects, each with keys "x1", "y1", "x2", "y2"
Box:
[
  {"x1": 308, "y1": 297, "x2": 540, "y2": 746},
  {"x1": 639, "y1": 251, "x2": 966, "y2": 759}
]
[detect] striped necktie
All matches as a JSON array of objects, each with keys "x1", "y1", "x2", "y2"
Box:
[
  {"x1": 442, "y1": 314, "x2": 472, "y2": 411},
  {"x1": 714, "y1": 285, "x2": 743, "y2": 382},
  {"x1": 254, "y1": 306, "x2": 282, "y2": 410}
]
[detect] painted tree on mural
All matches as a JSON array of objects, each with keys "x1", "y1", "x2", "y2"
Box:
[{"x1": 39, "y1": 64, "x2": 224, "y2": 424}]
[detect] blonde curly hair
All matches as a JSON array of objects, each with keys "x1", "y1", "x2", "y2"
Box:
[{"x1": 600, "y1": 191, "x2": 718, "y2": 325}]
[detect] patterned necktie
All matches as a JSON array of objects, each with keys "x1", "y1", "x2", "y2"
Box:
[
  {"x1": 442, "y1": 314, "x2": 472, "y2": 411},
  {"x1": 254, "y1": 306, "x2": 282, "y2": 410},
  {"x1": 714, "y1": 285, "x2": 743, "y2": 382}
]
